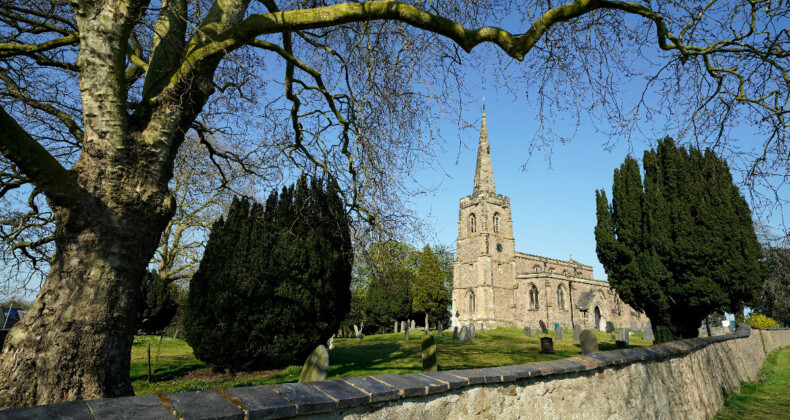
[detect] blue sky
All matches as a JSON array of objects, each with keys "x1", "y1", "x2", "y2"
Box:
[
  {"x1": 412, "y1": 95, "x2": 651, "y2": 281},
  {"x1": 409, "y1": 87, "x2": 783, "y2": 284}
]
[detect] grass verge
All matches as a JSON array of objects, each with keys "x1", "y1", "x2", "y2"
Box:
[
  {"x1": 131, "y1": 327, "x2": 652, "y2": 395},
  {"x1": 715, "y1": 347, "x2": 790, "y2": 420}
]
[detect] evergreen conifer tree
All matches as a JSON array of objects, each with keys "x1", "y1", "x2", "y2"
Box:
[
  {"x1": 412, "y1": 245, "x2": 451, "y2": 325},
  {"x1": 136, "y1": 269, "x2": 178, "y2": 335},
  {"x1": 595, "y1": 137, "x2": 766, "y2": 342},
  {"x1": 185, "y1": 177, "x2": 352, "y2": 370}
]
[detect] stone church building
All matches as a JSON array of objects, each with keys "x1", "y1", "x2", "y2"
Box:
[{"x1": 451, "y1": 109, "x2": 647, "y2": 331}]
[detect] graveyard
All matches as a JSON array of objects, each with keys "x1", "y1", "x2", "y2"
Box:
[{"x1": 130, "y1": 327, "x2": 653, "y2": 396}]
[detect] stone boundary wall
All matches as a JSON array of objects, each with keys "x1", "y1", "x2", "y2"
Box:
[{"x1": 1, "y1": 326, "x2": 789, "y2": 420}]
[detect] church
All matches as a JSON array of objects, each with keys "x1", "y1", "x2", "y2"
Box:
[{"x1": 451, "y1": 109, "x2": 647, "y2": 331}]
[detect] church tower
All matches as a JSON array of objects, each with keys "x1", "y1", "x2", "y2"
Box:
[{"x1": 452, "y1": 108, "x2": 516, "y2": 328}]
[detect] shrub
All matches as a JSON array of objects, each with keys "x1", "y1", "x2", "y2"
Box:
[
  {"x1": 745, "y1": 313, "x2": 779, "y2": 329},
  {"x1": 185, "y1": 177, "x2": 352, "y2": 370}
]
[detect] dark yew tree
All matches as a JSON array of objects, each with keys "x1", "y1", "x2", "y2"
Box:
[
  {"x1": 136, "y1": 269, "x2": 178, "y2": 335},
  {"x1": 595, "y1": 137, "x2": 767, "y2": 343},
  {"x1": 412, "y1": 245, "x2": 451, "y2": 325},
  {"x1": 185, "y1": 177, "x2": 351, "y2": 370},
  {"x1": 1, "y1": 0, "x2": 789, "y2": 408}
]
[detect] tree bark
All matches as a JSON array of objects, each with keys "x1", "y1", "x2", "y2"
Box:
[{"x1": 0, "y1": 172, "x2": 174, "y2": 407}]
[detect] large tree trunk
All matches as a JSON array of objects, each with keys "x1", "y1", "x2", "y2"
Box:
[
  {"x1": 0, "y1": 1, "x2": 178, "y2": 407},
  {"x1": 0, "y1": 179, "x2": 173, "y2": 407}
]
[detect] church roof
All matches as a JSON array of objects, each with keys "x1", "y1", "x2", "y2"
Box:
[
  {"x1": 576, "y1": 291, "x2": 597, "y2": 311},
  {"x1": 473, "y1": 107, "x2": 496, "y2": 197}
]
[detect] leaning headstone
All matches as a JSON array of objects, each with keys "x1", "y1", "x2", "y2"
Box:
[
  {"x1": 580, "y1": 330, "x2": 599, "y2": 354},
  {"x1": 458, "y1": 326, "x2": 469, "y2": 343},
  {"x1": 524, "y1": 327, "x2": 532, "y2": 337},
  {"x1": 630, "y1": 321, "x2": 638, "y2": 331},
  {"x1": 573, "y1": 325, "x2": 582, "y2": 343},
  {"x1": 298, "y1": 345, "x2": 329, "y2": 383},
  {"x1": 394, "y1": 320, "x2": 399, "y2": 333},
  {"x1": 328, "y1": 335, "x2": 335, "y2": 350},
  {"x1": 605, "y1": 321, "x2": 615, "y2": 333},
  {"x1": 643, "y1": 326, "x2": 655, "y2": 341},
  {"x1": 401, "y1": 321, "x2": 406, "y2": 333},
  {"x1": 469, "y1": 323, "x2": 476, "y2": 339},
  {"x1": 422, "y1": 332, "x2": 437, "y2": 372},
  {"x1": 437, "y1": 323, "x2": 443, "y2": 337},
  {"x1": 452, "y1": 326, "x2": 459, "y2": 340},
  {"x1": 405, "y1": 324, "x2": 410, "y2": 341},
  {"x1": 540, "y1": 337, "x2": 555, "y2": 354},
  {"x1": 539, "y1": 320, "x2": 549, "y2": 334},
  {"x1": 555, "y1": 327, "x2": 563, "y2": 341}
]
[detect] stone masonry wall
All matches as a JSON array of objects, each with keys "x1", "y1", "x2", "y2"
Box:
[{"x1": 1, "y1": 327, "x2": 788, "y2": 419}]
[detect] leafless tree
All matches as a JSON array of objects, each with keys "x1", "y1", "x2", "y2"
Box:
[{"x1": 0, "y1": 0, "x2": 788, "y2": 408}]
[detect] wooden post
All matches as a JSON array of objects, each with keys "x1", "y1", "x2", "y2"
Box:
[{"x1": 147, "y1": 342, "x2": 151, "y2": 383}]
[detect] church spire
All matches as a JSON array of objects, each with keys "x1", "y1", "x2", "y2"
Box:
[{"x1": 473, "y1": 106, "x2": 496, "y2": 197}]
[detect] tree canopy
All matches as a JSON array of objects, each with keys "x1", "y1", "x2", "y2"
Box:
[
  {"x1": 595, "y1": 137, "x2": 767, "y2": 342},
  {"x1": 185, "y1": 177, "x2": 352, "y2": 370}
]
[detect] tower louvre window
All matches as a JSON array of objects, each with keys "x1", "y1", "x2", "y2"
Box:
[
  {"x1": 469, "y1": 213, "x2": 477, "y2": 233},
  {"x1": 493, "y1": 213, "x2": 500, "y2": 233}
]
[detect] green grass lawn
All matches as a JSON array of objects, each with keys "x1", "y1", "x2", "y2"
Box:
[
  {"x1": 715, "y1": 347, "x2": 790, "y2": 420},
  {"x1": 131, "y1": 327, "x2": 652, "y2": 395}
]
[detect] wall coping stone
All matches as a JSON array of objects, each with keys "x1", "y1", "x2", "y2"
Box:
[{"x1": 5, "y1": 325, "x2": 789, "y2": 420}]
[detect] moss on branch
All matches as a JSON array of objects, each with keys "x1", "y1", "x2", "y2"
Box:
[{"x1": 0, "y1": 106, "x2": 80, "y2": 203}]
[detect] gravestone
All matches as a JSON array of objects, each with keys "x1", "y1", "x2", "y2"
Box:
[
  {"x1": 394, "y1": 321, "x2": 398, "y2": 333},
  {"x1": 422, "y1": 332, "x2": 437, "y2": 372},
  {"x1": 469, "y1": 323, "x2": 476, "y2": 339},
  {"x1": 405, "y1": 324, "x2": 410, "y2": 341},
  {"x1": 540, "y1": 337, "x2": 555, "y2": 354},
  {"x1": 401, "y1": 321, "x2": 406, "y2": 333},
  {"x1": 630, "y1": 321, "x2": 638, "y2": 331},
  {"x1": 298, "y1": 345, "x2": 329, "y2": 383},
  {"x1": 605, "y1": 321, "x2": 615, "y2": 333},
  {"x1": 524, "y1": 327, "x2": 532, "y2": 337},
  {"x1": 573, "y1": 325, "x2": 582, "y2": 343},
  {"x1": 328, "y1": 335, "x2": 335, "y2": 350},
  {"x1": 539, "y1": 320, "x2": 549, "y2": 334},
  {"x1": 411, "y1": 320, "x2": 416, "y2": 331},
  {"x1": 453, "y1": 326, "x2": 459, "y2": 340},
  {"x1": 619, "y1": 329, "x2": 629, "y2": 346},
  {"x1": 555, "y1": 327, "x2": 563, "y2": 341},
  {"x1": 580, "y1": 330, "x2": 599, "y2": 354},
  {"x1": 643, "y1": 325, "x2": 655, "y2": 341},
  {"x1": 458, "y1": 326, "x2": 470, "y2": 343}
]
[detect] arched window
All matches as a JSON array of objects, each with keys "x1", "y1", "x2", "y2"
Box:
[
  {"x1": 533, "y1": 265, "x2": 541, "y2": 273},
  {"x1": 469, "y1": 214, "x2": 477, "y2": 233},
  {"x1": 562, "y1": 270, "x2": 569, "y2": 276},
  {"x1": 493, "y1": 213, "x2": 500, "y2": 233},
  {"x1": 469, "y1": 291, "x2": 476, "y2": 313},
  {"x1": 557, "y1": 285, "x2": 565, "y2": 310},
  {"x1": 529, "y1": 285, "x2": 539, "y2": 310}
]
